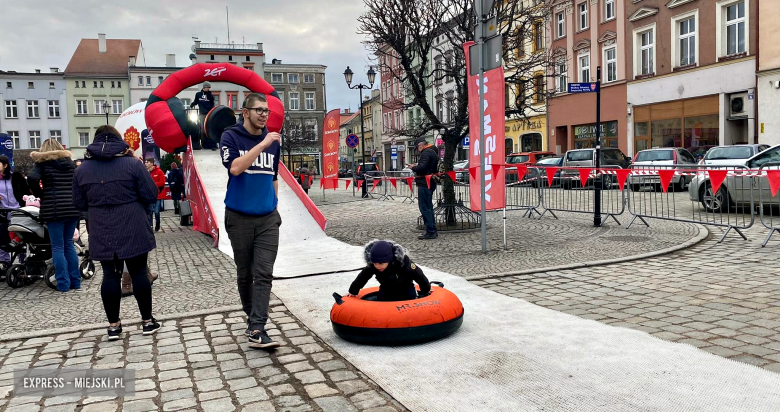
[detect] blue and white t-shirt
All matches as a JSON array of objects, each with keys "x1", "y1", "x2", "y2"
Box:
[{"x1": 220, "y1": 123, "x2": 280, "y2": 216}]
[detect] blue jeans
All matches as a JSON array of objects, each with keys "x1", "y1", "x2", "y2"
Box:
[
  {"x1": 47, "y1": 218, "x2": 81, "y2": 291},
  {"x1": 417, "y1": 185, "x2": 437, "y2": 235},
  {"x1": 147, "y1": 200, "x2": 162, "y2": 227}
]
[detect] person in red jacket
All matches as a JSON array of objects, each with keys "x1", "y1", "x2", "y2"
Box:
[{"x1": 145, "y1": 158, "x2": 166, "y2": 232}]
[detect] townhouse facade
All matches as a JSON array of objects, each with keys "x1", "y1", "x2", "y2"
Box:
[
  {"x1": 757, "y1": 0, "x2": 780, "y2": 146},
  {"x1": 129, "y1": 55, "x2": 198, "y2": 106}
]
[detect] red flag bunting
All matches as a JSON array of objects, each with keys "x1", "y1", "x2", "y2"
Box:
[
  {"x1": 332, "y1": 178, "x2": 338, "y2": 191},
  {"x1": 578, "y1": 168, "x2": 593, "y2": 187},
  {"x1": 406, "y1": 177, "x2": 414, "y2": 191},
  {"x1": 515, "y1": 165, "x2": 527, "y2": 180},
  {"x1": 345, "y1": 179, "x2": 351, "y2": 190},
  {"x1": 468, "y1": 167, "x2": 478, "y2": 182},
  {"x1": 491, "y1": 165, "x2": 505, "y2": 181},
  {"x1": 446, "y1": 171, "x2": 456, "y2": 182},
  {"x1": 425, "y1": 175, "x2": 432, "y2": 189},
  {"x1": 370, "y1": 177, "x2": 380, "y2": 192},
  {"x1": 658, "y1": 170, "x2": 676, "y2": 193},
  {"x1": 356, "y1": 179, "x2": 363, "y2": 190},
  {"x1": 547, "y1": 167, "x2": 558, "y2": 187},
  {"x1": 390, "y1": 178, "x2": 398, "y2": 189},
  {"x1": 768, "y1": 170, "x2": 780, "y2": 197},
  {"x1": 308, "y1": 175, "x2": 313, "y2": 186},
  {"x1": 319, "y1": 178, "x2": 324, "y2": 188},
  {"x1": 615, "y1": 169, "x2": 631, "y2": 191},
  {"x1": 708, "y1": 170, "x2": 728, "y2": 196}
]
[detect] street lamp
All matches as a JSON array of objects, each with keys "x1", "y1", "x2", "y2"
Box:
[
  {"x1": 282, "y1": 112, "x2": 291, "y2": 167},
  {"x1": 343, "y1": 66, "x2": 376, "y2": 198},
  {"x1": 102, "y1": 101, "x2": 111, "y2": 125}
]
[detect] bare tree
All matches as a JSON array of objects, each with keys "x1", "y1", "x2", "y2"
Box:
[
  {"x1": 281, "y1": 119, "x2": 314, "y2": 167},
  {"x1": 358, "y1": 0, "x2": 556, "y2": 212}
]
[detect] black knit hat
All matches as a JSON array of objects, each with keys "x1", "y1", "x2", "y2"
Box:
[
  {"x1": 369, "y1": 241, "x2": 394, "y2": 264},
  {"x1": 414, "y1": 137, "x2": 428, "y2": 146}
]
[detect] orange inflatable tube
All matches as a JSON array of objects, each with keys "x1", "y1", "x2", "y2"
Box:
[{"x1": 331, "y1": 282, "x2": 464, "y2": 345}]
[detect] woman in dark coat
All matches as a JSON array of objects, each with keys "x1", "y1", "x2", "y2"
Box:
[
  {"x1": 72, "y1": 125, "x2": 161, "y2": 340},
  {"x1": 166, "y1": 162, "x2": 184, "y2": 214},
  {"x1": 28, "y1": 139, "x2": 81, "y2": 292},
  {"x1": 0, "y1": 155, "x2": 31, "y2": 265}
]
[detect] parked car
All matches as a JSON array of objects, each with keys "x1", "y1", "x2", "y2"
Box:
[
  {"x1": 628, "y1": 148, "x2": 697, "y2": 192},
  {"x1": 700, "y1": 144, "x2": 770, "y2": 166},
  {"x1": 453, "y1": 160, "x2": 469, "y2": 183},
  {"x1": 506, "y1": 151, "x2": 557, "y2": 184},
  {"x1": 560, "y1": 148, "x2": 631, "y2": 189},
  {"x1": 526, "y1": 156, "x2": 563, "y2": 187},
  {"x1": 689, "y1": 144, "x2": 780, "y2": 212},
  {"x1": 354, "y1": 162, "x2": 382, "y2": 185},
  {"x1": 686, "y1": 145, "x2": 717, "y2": 162}
]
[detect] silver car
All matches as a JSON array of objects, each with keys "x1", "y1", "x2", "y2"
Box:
[
  {"x1": 700, "y1": 144, "x2": 770, "y2": 166},
  {"x1": 689, "y1": 144, "x2": 780, "y2": 212},
  {"x1": 629, "y1": 148, "x2": 697, "y2": 192}
]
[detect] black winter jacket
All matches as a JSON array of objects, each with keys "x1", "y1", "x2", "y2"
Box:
[
  {"x1": 167, "y1": 168, "x2": 184, "y2": 200},
  {"x1": 191, "y1": 90, "x2": 215, "y2": 115},
  {"x1": 411, "y1": 145, "x2": 439, "y2": 187},
  {"x1": 349, "y1": 240, "x2": 431, "y2": 296},
  {"x1": 73, "y1": 132, "x2": 158, "y2": 261},
  {"x1": 28, "y1": 150, "x2": 80, "y2": 222}
]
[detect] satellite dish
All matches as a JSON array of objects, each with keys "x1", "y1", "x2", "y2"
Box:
[
  {"x1": 191, "y1": 44, "x2": 196, "y2": 53},
  {"x1": 189, "y1": 53, "x2": 196, "y2": 61}
]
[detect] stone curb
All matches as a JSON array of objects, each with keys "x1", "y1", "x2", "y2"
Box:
[
  {"x1": 0, "y1": 304, "x2": 243, "y2": 342},
  {"x1": 467, "y1": 223, "x2": 710, "y2": 281}
]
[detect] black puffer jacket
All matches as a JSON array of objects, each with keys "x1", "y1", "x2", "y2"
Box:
[
  {"x1": 28, "y1": 150, "x2": 80, "y2": 222},
  {"x1": 348, "y1": 239, "x2": 431, "y2": 296},
  {"x1": 411, "y1": 145, "x2": 439, "y2": 187}
]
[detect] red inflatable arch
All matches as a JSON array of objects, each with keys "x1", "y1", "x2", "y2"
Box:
[{"x1": 144, "y1": 63, "x2": 284, "y2": 153}]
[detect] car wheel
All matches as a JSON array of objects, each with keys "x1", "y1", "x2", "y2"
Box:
[
  {"x1": 700, "y1": 183, "x2": 730, "y2": 213},
  {"x1": 630, "y1": 184, "x2": 641, "y2": 192}
]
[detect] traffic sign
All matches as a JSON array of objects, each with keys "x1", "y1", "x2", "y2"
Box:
[
  {"x1": 346, "y1": 134, "x2": 359, "y2": 148},
  {"x1": 568, "y1": 82, "x2": 599, "y2": 93},
  {"x1": 462, "y1": 136, "x2": 470, "y2": 147}
]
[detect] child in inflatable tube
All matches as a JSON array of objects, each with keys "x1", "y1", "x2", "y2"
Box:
[{"x1": 346, "y1": 240, "x2": 431, "y2": 301}]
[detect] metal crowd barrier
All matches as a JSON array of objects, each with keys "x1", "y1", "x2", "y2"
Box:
[
  {"x1": 382, "y1": 171, "x2": 416, "y2": 203},
  {"x1": 625, "y1": 164, "x2": 753, "y2": 242},
  {"x1": 505, "y1": 167, "x2": 543, "y2": 217},
  {"x1": 537, "y1": 166, "x2": 626, "y2": 225},
  {"x1": 756, "y1": 163, "x2": 780, "y2": 247}
]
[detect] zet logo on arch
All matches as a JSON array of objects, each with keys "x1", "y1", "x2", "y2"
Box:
[{"x1": 204, "y1": 67, "x2": 227, "y2": 77}]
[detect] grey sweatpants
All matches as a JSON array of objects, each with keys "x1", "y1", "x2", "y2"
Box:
[{"x1": 225, "y1": 209, "x2": 281, "y2": 331}]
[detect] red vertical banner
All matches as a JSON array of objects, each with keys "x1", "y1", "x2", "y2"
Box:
[
  {"x1": 322, "y1": 109, "x2": 341, "y2": 190},
  {"x1": 182, "y1": 138, "x2": 219, "y2": 246},
  {"x1": 463, "y1": 41, "x2": 506, "y2": 212}
]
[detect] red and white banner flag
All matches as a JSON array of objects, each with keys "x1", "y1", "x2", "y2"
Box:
[
  {"x1": 464, "y1": 41, "x2": 506, "y2": 212},
  {"x1": 321, "y1": 109, "x2": 340, "y2": 190}
]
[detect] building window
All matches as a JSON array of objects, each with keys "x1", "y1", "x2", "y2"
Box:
[
  {"x1": 578, "y1": 53, "x2": 590, "y2": 82},
  {"x1": 604, "y1": 47, "x2": 617, "y2": 82},
  {"x1": 305, "y1": 92, "x2": 315, "y2": 110},
  {"x1": 726, "y1": 1, "x2": 745, "y2": 55},
  {"x1": 93, "y1": 81, "x2": 98, "y2": 88},
  {"x1": 272, "y1": 73, "x2": 283, "y2": 83},
  {"x1": 5, "y1": 82, "x2": 11, "y2": 88},
  {"x1": 534, "y1": 75, "x2": 545, "y2": 104},
  {"x1": 181, "y1": 98, "x2": 191, "y2": 107},
  {"x1": 99, "y1": 81, "x2": 104, "y2": 88},
  {"x1": 112, "y1": 100, "x2": 123, "y2": 114},
  {"x1": 79, "y1": 132, "x2": 90, "y2": 147},
  {"x1": 158, "y1": 76, "x2": 164, "y2": 85},
  {"x1": 111, "y1": 81, "x2": 115, "y2": 88},
  {"x1": 8, "y1": 131, "x2": 19, "y2": 149},
  {"x1": 679, "y1": 16, "x2": 696, "y2": 66},
  {"x1": 437, "y1": 100, "x2": 444, "y2": 120},
  {"x1": 639, "y1": 28, "x2": 655, "y2": 75},
  {"x1": 49, "y1": 82, "x2": 55, "y2": 89},
  {"x1": 605, "y1": 0, "x2": 615, "y2": 21},
  {"x1": 579, "y1": 2, "x2": 588, "y2": 30},
  {"x1": 75, "y1": 81, "x2": 80, "y2": 88},
  {"x1": 138, "y1": 76, "x2": 143, "y2": 86},
  {"x1": 27, "y1": 100, "x2": 39, "y2": 118},
  {"x1": 304, "y1": 74, "x2": 315, "y2": 83},
  {"x1": 29, "y1": 131, "x2": 41, "y2": 149},
  {"x1": 28, "y1": 82, "x2": 34, "y2": 89},
  {"x1": 534, "y1": 22, "x2": 544, "y2": 52},
  {"x1": 210, "y1": 55, "x2": 215, "y2": 60},
  {"x1": 288, "y1": 74, "x2": 299, "y2": 84},
  {"x1": 304, "y1": 119, "x2": 318, "y2": 141},
  {"x1": 76, "y1": 100, "x2": 88, "y2": 115},
  {"x1": 289, "y1": 92, "x2": 299, "y2": 110},
  {"x1": 246, "y1": 56, "x2": 251, "y2": 62},
  {"x1": 447, "y1": 98, "x2": 456, "y2": 123},
  {"x1": 146, "y1": 76, "x2": 151, "y2": 86},
  {"x1": 277, "y1": 92, "x2": 284, "y2": 107},
  {"x1": 48, "y1": 100, "x2": 60, "y2": 118},
  {"x1": 556, "y1": 12, "x2": 565, "y2": 38},
  {"x1": 5, "y1": 101, "x2": 17, "y2": 118},
  {"x1": 435, "y1": 60, "x2": 443, "y2": 86},
  {"x1": 118, "y1": 81, "x2": 122, "y2": 88},
  {"x1": 446, "y1": 56, "x2": 454, "y2": 82},
  {"x1": 556, "y1": 58, "x2": 567, "y2": 92},
  {"x1": 50, "y1": 130, "x2": 62, "y2": 144},
  {"x1": 81, "y1": 81, "x2": 85, "y2": 88},
  {"x1": 95, "y1": 100, "x2": 107, "y2": 114}
]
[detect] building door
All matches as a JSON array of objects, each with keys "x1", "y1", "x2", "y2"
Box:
[{"x1": 634, "y1": 121, "x2": 649, "y2": 152}]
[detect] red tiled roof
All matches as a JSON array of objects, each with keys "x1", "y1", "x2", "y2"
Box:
[
  {"x1": 340, "y1": 112, "x2": 359, "y2": 126},
  {"x1": 64, "y1": 39, "x2": 141, "y2": 75}
]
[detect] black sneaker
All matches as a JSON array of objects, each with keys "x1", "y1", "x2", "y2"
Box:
[
  {"x1": 142, "y1": 318, "x2": 161, "y2": 335},
  {"x1": 244, "y1": 327, "x2": 251, "y2": 337},
  {"x1": 418, "y1": 233, "x2": 438, "y2": 240},
  {"x1": 248, "y1": 330, "x2": 280, "y2": 349},
  {"x1": 107, "y1": 324, "x2": 122, "y2": 341}
]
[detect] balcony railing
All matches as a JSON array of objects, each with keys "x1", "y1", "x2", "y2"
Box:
[{"x1": 197, "y1": 43, "x2": 261, "y2": 51}]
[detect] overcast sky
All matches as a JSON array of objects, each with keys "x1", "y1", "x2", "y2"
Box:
[{"x1": 0, "y1": 0, "x2": 378, "y2": 112}]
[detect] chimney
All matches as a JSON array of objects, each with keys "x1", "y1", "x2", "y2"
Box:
[
  {"x1": 257, "y1": 43, "x2": 263, "y2": 52},
  {"x1": 165, "y1": 54, "x2": 176, "y2": 68},
  {"x1": 195, "y1": 40, "x2": 201, "y2": 49},
  {"x1": 35, "y1": 69, "x2": 41, "y2": 74},
  {"x1": 49, "y1": 67, "x2": 58, "y2": 73},
  {"x1": 128, "y1": 56, "x2": 136, "y2": 67},
  {"x1": 98, "y1": 33, "x2": 107, "y2": 53}
]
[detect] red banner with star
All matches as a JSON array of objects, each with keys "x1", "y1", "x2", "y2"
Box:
[{"x1": 322, "y1": 109, "x2": 340, "y2": 190}]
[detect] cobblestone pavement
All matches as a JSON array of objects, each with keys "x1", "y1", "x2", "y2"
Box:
[{"x1": 0, "y1": 309, "x2": 404, "y2": 412}]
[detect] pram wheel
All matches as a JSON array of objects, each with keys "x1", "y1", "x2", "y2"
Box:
[
  {"x1": 80, "y1": 260, "x2": 95, "y2": 279},
  {"x1": 0, "y1": 261, "x2": 8, "y2": 281},
  {"x1": 43, "y1": 265, "x2": 57, "y2": 290},
  {"x1": 6, "y1": 264, "x2": 25, "y2": 288}
]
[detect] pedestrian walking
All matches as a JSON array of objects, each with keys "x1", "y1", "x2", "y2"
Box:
[
  {"x1": 299, "y1": 163, "x2": 313, "y2": 194},
  {"x1": 190, "y1": 82, "x2": 215, "y2": 150},
  {"x1": 145, "y1": 159, "x2": 166, "y2": 232},
  {"x1": 28, "y1": 139, "x2": 81, "y2": 291},
  {"x1": 221, "y1": 93, "x2": 282, "y2": 350},
  {"x1": 0, "y1": 155, "x2": 31, "y2": 265},
  {"x1": 167, "y1": 162, "x2": 184, "y2": 214},
  {"x1": 73, "y1": 125, "x2": 161, "y2": 339},
  {"x1": 409, "y1": 137, "x2": 439, "y2": 239}
]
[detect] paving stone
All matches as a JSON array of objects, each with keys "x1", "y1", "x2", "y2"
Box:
[
  {"x1": 223, "y1": 368, "x2": 253, "y2": 380},
  {"x1": 228, "y1": 376, "x2": 257, "y2": 391},
  {"x1": 336, "y1": 379, "x2": 371, "y2": 395},
  {"x1": 268, "y1": 383, "x2": 296, "y2": 396},
  {"x1": 159, "y1": 369, "x2": 189, "y2": 381},
  {"x1": 200, "y1": 397, "x2": 236, "y2": 412},
  {"x1": 315, "y1": 396, "x2": 358, "y2": 412},
  {"x1": 277, "y1": 353, "x2": 307, "y2": 364},
  {"x1": 160, "y1": 377, "x2": 193, "y2": 391},
  {"x1": 329, "y1": 370, "x2": 359, "y2": 382},
  {"x1": 295, "y1": 369, "x2": 326, "y2": 384},
  {"x1": 248, "y1": 357, "x2": 274, "y2": 368},
  {"x1": 240, "y1": 401, "x2": 275, "y2": 412},
  {"x1": 199, "y1": 390, "x2": 231, "y2": 402},
  {"x1": 161, "y1": 388, "x2": 195, "y2": 403},
  {"x1": 305, "y1": 382, "x2": 339, "y2": 398},
  {"x1": 81, "y1": 401, "x2": 119, "y2": 412},
  {"x1": 235, "y1": 386, "x2": 270, "y2": 403},
  {"x1": 275, "y1": 395, "x2": 306, "y2": 408},
  {"x1": 311, "y1": 352, "x2": 334, "y2": 362},
  {"x1": 193, "y1": 367, "x2": 220, "y2": 380},
  {"x1": 162, "y1": 397, "x2": 197, "y2": 411},
  {"x1": 122, "y1": 399, "x2": 159, "y2": 412},
  {"x1": 318, "y1": 360, "x2": 347, "y2": 372},
  {"x1": 196, "y1": 378, "x2": 225, "y2": 392},
  {"x1": 284, "y1": 360, "x2": 314, "y2": 373}
]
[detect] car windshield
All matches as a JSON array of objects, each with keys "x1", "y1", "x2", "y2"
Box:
[
  {"x1": 507, "y1": 155, "x2": 530, "y2": 164},
  {"x1": 536, "y1": 157, "x2": 562, "y2": 165},
  {"x1": 453, "y1": 161, "x2": 468, "y2": 169},
  {"x1": 635, "y1": 150, "x2": 674, "y2": 162},
  {"x1": 706, "y1": 147, "x2": 753, "y2": 160},
  {"x1": 566, "y1": 151, "x2": 592, "y2": 161}
]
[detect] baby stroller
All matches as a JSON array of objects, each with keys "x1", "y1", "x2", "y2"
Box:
[{"x1": 0, "y1": 206, "x2": 52, "y2": 288}]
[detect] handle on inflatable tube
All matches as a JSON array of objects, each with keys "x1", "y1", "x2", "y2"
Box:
[
  {"x1": 430, "y1": 281, "x2": 444, "y2": 288},
  {"x1": 333, "y1": 292, "x2": 344, "y2": 305}
]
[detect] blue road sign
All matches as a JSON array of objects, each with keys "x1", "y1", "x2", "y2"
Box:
[
  {"x1": 462, "y1": 136, "x2": 470, "y2": 147},
  {"x1": 568, "y1": 82, "x2": 599, "y2": 93},
  {"x1": 346, "y1": 134, "x2": 359, "y2": 148}
]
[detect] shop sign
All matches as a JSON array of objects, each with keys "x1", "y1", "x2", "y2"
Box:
[
  {"x1": 505, "y1": 119, "x2": 543, "y2": 133},
  {"x1": 574, "y1": 121, "x2": 618, "y2": 140}
]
